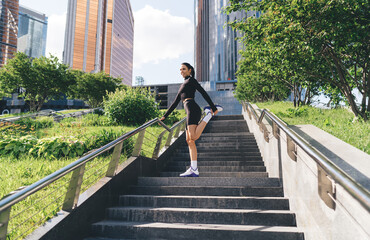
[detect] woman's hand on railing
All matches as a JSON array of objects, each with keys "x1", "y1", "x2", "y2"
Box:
[{"x1": 160, "y1": 117, "x2": 165, "y2": 121}]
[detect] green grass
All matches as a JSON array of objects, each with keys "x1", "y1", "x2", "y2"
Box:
[
  {"x1": 0, "y1": 112, "x2": 185, "y2": 239},
  {"x1": 56, "y1": 109, "x2": 89, "y2": 115},
  {"x1": 255, "y1": 101, "x2": 370, "y2": 154}
]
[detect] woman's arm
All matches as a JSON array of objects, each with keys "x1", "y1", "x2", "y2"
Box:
[{"x1": 193, "y1": 79, "x2": 217, "y2": 112}]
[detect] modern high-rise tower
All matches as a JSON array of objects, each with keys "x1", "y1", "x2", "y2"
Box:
[
  {"x1": 0, "y1": 0, "x2": 19, "y2": 67},
  {"x1": 18, "y1": 5, "x2": 48, "y2": 58},
  {"x1": 194, "y1": 0, "x2": 257, "y2": 115},
  {"x1": 195, "y1": 0, "x2": 249, "y2": 89},
  {"x1": 63, "y1": 0, "x2": 134, "y2": 85}
]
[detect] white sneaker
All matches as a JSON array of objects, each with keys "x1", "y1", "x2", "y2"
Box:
[
  {"x1": 204, "y1": 105, "x2": 223, "y2": 114},
  {"x1": 179, "y1": 167, "x2": 199, "y2": 177},
  {"x1": 203, "y1": 106, "x2": 212, "y2": 114},
  {"x1": 215, "y1": 104, "x2": 223, "y2": 112}
]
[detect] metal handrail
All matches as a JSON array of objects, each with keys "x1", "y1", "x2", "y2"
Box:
[
  {"x1": 0, "y1": 118, "x2": 173, "y2": 213},
  {"x1": 245, "y1": 102, "x2": 370, "y2": 212}
]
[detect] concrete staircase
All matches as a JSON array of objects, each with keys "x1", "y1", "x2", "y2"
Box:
[{"x1": 85, "y1": 115, "x2": 304, "y2": 240}]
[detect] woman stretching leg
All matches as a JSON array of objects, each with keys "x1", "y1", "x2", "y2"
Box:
[{"x1": 160, "y1": 63, "x2": 222, "y2": 177}]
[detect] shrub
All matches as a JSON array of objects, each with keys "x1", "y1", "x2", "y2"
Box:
[
  {"x1": 29, "y1": 136, "x2": 86, "y2": 159},
  {"x1": 103, "y1": 87, "x2": 159, "y2": 126},
  {"x1": 0, "y1": 122, "x2": 36, "y2": 137},
  {"x1": 0, "y1": 135, "x2": 38, "y2": 158},
  {"x1": 159, "y1": 109, "x2": 182, "y2": 126},
  {"x1": 83, "y1": 129, "x2": 134, "y2": 156},
  {"x1": 81, "y1": 114, "x2": 113, "y2": 126},
  {"x1": 14, "y1": 116, "x2": 54, "y2": 130}
]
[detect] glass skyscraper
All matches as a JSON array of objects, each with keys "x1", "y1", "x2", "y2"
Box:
[
  {"x1": 194, "y1": 0, "x2": 256, "y2": 114},
  {"x1": 195, "y1": 0, "x2": 248, "y2": 88},
  {"x1": 0, "y1": 0, "x2": 18, "y2": 67},
  {"x1": 18, "y1": 5, "x2": 47, "y2": 58},
  {"x1": 64, "y1": 0, "x2": 134, "y2": 86}
]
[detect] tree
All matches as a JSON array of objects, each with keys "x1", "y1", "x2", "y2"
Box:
[
  {"x1": 0, "y1": 52, "x2": 72, "y2": 111},
  {"x1": 67, "y1": 70, "x2": 121, "y2": 108},
  {"x1": 227, "y1": 0, "x2": 369, "y2": 119}
]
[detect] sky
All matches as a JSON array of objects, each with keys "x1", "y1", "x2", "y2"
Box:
[{"x1": 19, "y1": 0, "x2": 195, "y2": 85}]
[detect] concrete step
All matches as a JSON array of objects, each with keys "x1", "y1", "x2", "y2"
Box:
[
  {"x1": 194, "y1": 142, "x2": 258, "y2": 147},
  {"x1": 91, "y1": 221, "x2": 304, "y2": 240},
  {"x1": 119, "y1": 195, "x2": 290, "y2": 210},
  {"x1": 199, "y1": 132, "x2": 254, "y2": 137},
  {"x1": 198, "y1": 136, "x2": 255, "y2": 140},
  {"x1": 196, "y1": 139, "x2": 258, "y2": 144},
  {"x1": 212, "y1": 115, "x2": 244, "y2": 120},
  {"x1": 106, "y1": 207, "x2": 297, "y2": 226},
  {"x1": 137, "y1": 177, "x2": 280, "y2": 187},
  {"x1": 164, "y1": 165, "x2": 267, "y2": 172},
  {"x1": 176, "y1": 152, "x2": 262, "y2": 158},
  {"x1": 85, "y1": 238, "x2": 130, "y2": 240},
  {"x1": 203, "y1": 128, "x2": 248, "y2": 133},
  {"x1": 207, "y1": 120, "x2": 248, "y2": 127},
  {"x1": 171, "y1": 156, "x2": 263, "y2": 161},
  {"x1": 160, "y1": 172, "x2": 268, "y2": 178},
  {"x1": 178, "y1": 144, "x2": 259, "y2": 149},
  {"x1": 129, "y1": 186, "x2": 283, "y2": 197},
  {"x1": 176, "y1": 147, "x2": 260, "y2": 153},
  {"x1": 166, "y1": 160, "x2": 265, "y2": 167}
]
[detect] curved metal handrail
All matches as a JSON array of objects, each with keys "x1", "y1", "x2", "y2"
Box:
[
  {"x1": 0, "y1": 118, "x2": 173, "y2": 212},
  {"x1": 245, "y1": 102, "x2": 370, "y2": 212}
]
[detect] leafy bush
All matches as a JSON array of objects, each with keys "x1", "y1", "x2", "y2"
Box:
[
  {"x1": 14, "y1": 116, "x2": 54, "y2": 130},
  {"x1": 0, "y1": 122, "x2": 36, "y2": 137},
  {"x1": 81, "y1": 114, "x2": 113, "y2": 126},
  {"x1": 0, "y1": 135, "x2": 38, "y2": 158},
  {"x1": 159, "y1": 109, "x2": 182, "y2": 125},
  {"x1": 93, "y1": 108, "x2": 105, "y2": 115},
  {"x1": 84, "y1": 129, "x2": 134, "y2": 156},
  {"x1": 104, "y1": 87, "x2": 159, "y2": 126},
  {"x1": 29, "y1": 136, "x2": 86, "y2": 159}
]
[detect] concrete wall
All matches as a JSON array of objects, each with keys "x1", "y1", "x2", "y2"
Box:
[{"x1": 242, "y1": 104, "x2": 370, "y2": 240}]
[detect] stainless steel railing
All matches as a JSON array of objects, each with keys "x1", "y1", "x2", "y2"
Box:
[
  {"x1": 243, "y1": 102, "x2": 370, "y2": 212},
  {"x1": 0, "y1": 117, "x2": 186, "y2": 240}
]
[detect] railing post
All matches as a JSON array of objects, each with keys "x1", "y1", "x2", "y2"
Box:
[
  {"x1": 106, "y1": 141, "x2": 123, "y2": 177},
  {"x1": 62, "y1": 164, "x2": 86, "y2": 212},
  {"x1": 165, "y1": 130, "x2": 174, "y2": 147},
  {"x1": 318, "y1": 165, "x2": 336, "y2": 210},
  {"x1": 286, "y1": 135, "x2": 297, "y2": 161},
  {"x1": 152, "y1": 131, "x2": 165, "y2": 159},
  {"x1": 174, "y1": 124, "x2": 181, "y2": 138},
  {"x1": 272, "y1": 122, "x2": 279, "y2": 139},
  {"x1": 132, "y1": 129, "x2": 146, "y2": 157},
  {"x1": 181, "y1": 121, "x2": 186, "y2": 132},
  {"x1": 246, "y1": 103, "x2": 252, "y2": 119},
  {"x1": 0, "y1": 207, "x2": 11, "y2": 240}
]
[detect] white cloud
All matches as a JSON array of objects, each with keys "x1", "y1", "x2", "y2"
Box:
[
  {"x1": 45, "y1": 13, "x2": 66, "y2": 60},
  {"x1": 133, "y1": 5, "x2": 193, "y2": 68}
]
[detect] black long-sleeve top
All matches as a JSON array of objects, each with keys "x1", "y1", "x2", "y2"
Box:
[{"x1": 163, "y1": 76, "x2": 217, "y2": 118}]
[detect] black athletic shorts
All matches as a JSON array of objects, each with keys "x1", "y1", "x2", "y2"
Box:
[{"x1": 184, "y1": 99, "x2": 202, "y2": 128}]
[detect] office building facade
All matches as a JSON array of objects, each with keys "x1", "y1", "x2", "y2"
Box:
[
  {"x1": 195, "y1": 0, "x2": 251, "y2": 86},
  {"x1": 18, "y1": 5, "x2": 47, "y2": 58},
  {"x1": 194, "y1": 0, "x2": 252, "y2": 114},
  {"x1": 64, "y1": 0, "x2": 134, "y2": 85},
  {"x1": 0, "y1": 0, "x2": 18, "y2": 67}
]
